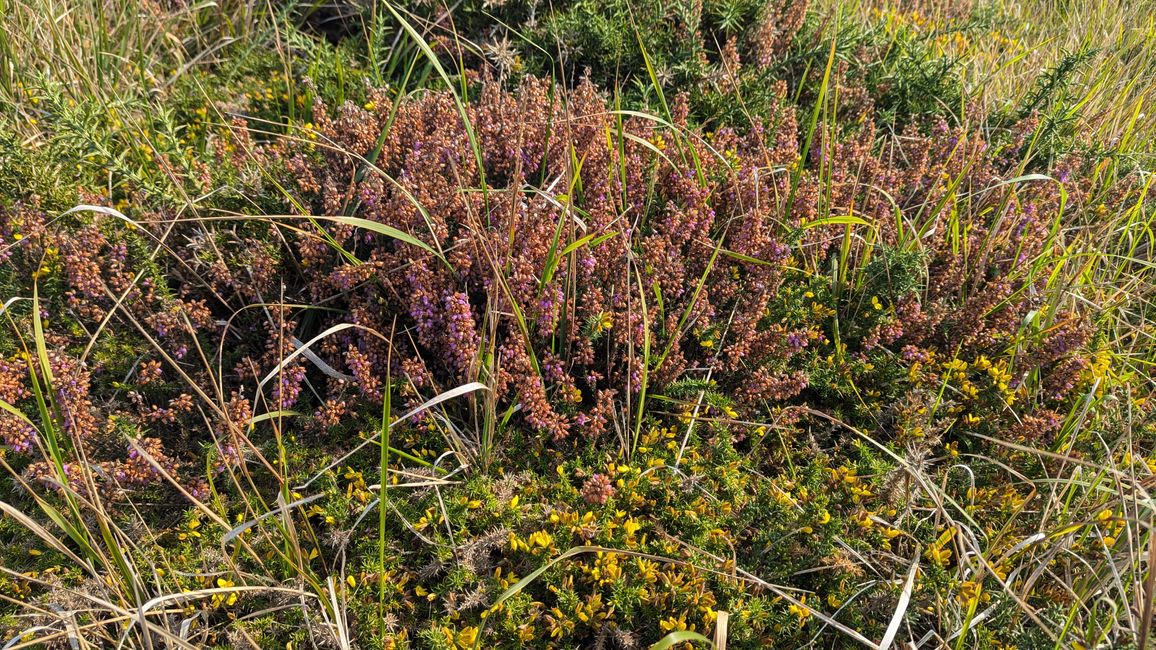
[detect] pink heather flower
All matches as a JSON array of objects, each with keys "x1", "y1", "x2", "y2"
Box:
[{"x1": 581, "y1": 473, "x2": 615, "y2": 506}]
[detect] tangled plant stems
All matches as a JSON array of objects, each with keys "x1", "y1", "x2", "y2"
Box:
[{"x1": 1, "y1": 0, "x2": 1155, "y2": 648}]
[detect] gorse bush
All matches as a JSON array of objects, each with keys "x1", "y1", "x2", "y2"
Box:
[
  {"x1": 393, "y1": 0, "x2": 811, "y2": 126},
  {"x1": 394, "y1": 0, "x2": 980, "y2": 130},
  {"x1": 2, "y1": 0, "x2": 1156, "y2": 647}
]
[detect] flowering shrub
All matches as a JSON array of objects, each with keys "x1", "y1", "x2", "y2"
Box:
[
  {"x1": 190, "y1": 73, "x2": 1102, "y2": 462},
  {"x1": 1, "y1": 0, "x2": 1153, "y2": 647},
  {"x1": 230, "y1": 78, "x2": 815, "y2": 448}
]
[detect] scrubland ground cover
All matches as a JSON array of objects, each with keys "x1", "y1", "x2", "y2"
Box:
[{"x1": 1, "y1": 0, "x2": 1155, "y2": 647}]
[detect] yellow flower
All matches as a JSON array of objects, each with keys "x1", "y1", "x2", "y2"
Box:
[
  {"x1": 659, "y1": 611, "x2": 691, "y2": 633},
  {"x1": 636, "y1": 557, "x2": 659, "y2": 584},
  {"x1": 528, "y1": 530, "x2": 553, "y2": 549},
  {"x1": 960, "y1": 381, "x2": 979, "y2": 399},
  {"x1": 926, "y1": 527, "x2": 956, "y2": 566},
  {"x1": 787, "y1": 596, "x2": 812, "y2": 625},
  {"x1": 850, "y1": 485, "x2": 873, "y2": 502},
  {"x1": 925, "y1": 544, "x2": 952, "y2": 567},
  {"x1": 455, "y1": 626, "x2": 478, "y2": 649},
  {"x1": 178, "y1": 518, "x2": 202, "y2": 541},
  {"x1": 623, "y1": 518, "x2": 642, "y2": 537},
  {"x1": 943, "y1": 358, "x2": 968, "y2": 372},
  {"x1": 957, "y1": 581, "x2": 982, "y2": 606},
  {"x1": 211, "y1": 578, "x2": 238, "y2": 608},
  {"x1": 508, "y1": 533, "x2": 529, "y2": 552}
]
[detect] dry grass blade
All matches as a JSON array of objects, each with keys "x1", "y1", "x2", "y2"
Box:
[
  {"x1": 713, "y1": 610, "x2": 729, "y2": 650},
  {"x1": 1138, "y1": 522, "x2": 1156, "y2": 650},
  {"x1": 0, "y1": 500, "x2": 91, "y2": 573},
  {"x1": 222, "y1": 494, "x2": 326, "y2": 545},
  {"x1": 878, "y1": 548, "x2": 920, "y2": 650},
  {"x1": 295, "y1": 382, "x2": 489, "y2": 489}
]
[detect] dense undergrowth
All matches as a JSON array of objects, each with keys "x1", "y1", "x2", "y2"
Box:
[{"x1": 1, "y1": 0, "x2": 1155, "y2": 648}]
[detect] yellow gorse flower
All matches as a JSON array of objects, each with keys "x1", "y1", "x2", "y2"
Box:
[
  {"x1": 211, "y1": 577, "x2": 238, "y2": 608},
  {"x1": 787, "y1": 596, "x2": 812, "y2": 625}
]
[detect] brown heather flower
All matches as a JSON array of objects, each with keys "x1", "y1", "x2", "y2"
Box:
[
  {"x1": 753, "y1": 0, "x2": 810, "y2": 68},
  {"x1": 0, "y1": 412, "x2": 37, "y2": 453},
  {"x1": 1009, "y1": 410, "x2": 1063, "y2": 444},
  {"x1": 312, "y1": 398, "x2": 349, "y2": 431},
  {"x1": 581, "y1": 473, "x2": 615, "y2": 506},
  {"x1": 230, "y1": 74, "x2": 997, "y2": 443},
  {"x1": 498, "y1": 336, "x2": 570, "y2": 441},
  {"x1": 136, "y1": 360, "x2": 163, "y2": 385}
]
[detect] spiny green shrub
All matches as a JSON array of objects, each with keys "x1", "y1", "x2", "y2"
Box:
[{"x1": 398, "y1": 0, "x2": 973, "y2": 129}]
